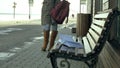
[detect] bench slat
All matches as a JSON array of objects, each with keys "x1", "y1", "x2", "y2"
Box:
[
  {"x1": 75, "y1": 48, "x2": 84, "y2": 55},
  {"x1": 87, "y1": 33, "x2": 96, "y2": 49},
  {"x1": 82, "y1": 36, "x2": 92, "y2": 54},
  {"x1": 67, "y1": 47, "x2": 76, "y2": 54},
  {"x1": 94, "y1": 13, "x2": 109, "y2": 18},
  {"x1": 91, "y1": 24, "x2": 103, "y2": 35},
  {"x1": 93, "y1": 20, "x2": 106, "y2": 27},
  {"x1": 89, "y1": 28, "x2": 100, "y2": 43}
]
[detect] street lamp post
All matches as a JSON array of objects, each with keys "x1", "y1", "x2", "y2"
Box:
[
  {"x1": 28, "y1": 0, "x2": 33, "y2": 19},
  {"x1": 29, "y1": 3, "x2": 31, "y2": 19},
  {"x1": 13, "y1": 2, "x2": 17, "y2": 19}
]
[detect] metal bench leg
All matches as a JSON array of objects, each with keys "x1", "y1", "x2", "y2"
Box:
[
  {"x1": 50, "y1": 54, "x2": 58, "y2": 68},
  {"x1": 85, "y1": 56, "x2": 98, "y2": 68},
  {"x1": 60, "y1": 59, "x2": 70, "y2": 68}
]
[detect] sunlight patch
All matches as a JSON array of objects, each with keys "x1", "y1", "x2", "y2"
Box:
[
  {"x1": 9, "y1": 47, "x2": 22, "y2": 52},
  {"x1": 0, "y1": 52, "x2": 15, "y2": 60}
]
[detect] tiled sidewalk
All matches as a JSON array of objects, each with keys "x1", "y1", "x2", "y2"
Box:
[
  {"x1": 0, "y1": 40, "x2": 52, "y2": 68},
  {"x1": 0, "y1": 24, "x2": 88, "y2": 68},
  {"x1": 0, "y1": 40, "x2": 87, "y2": 68}
]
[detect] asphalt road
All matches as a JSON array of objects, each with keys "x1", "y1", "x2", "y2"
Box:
[{"x1": 0, "y1": 24, "x2": 42, "y2": 52}]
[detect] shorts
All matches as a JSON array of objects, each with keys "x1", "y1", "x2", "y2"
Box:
[{"x1": 42, "y1": 19, "x2": 58, "y2": 31}]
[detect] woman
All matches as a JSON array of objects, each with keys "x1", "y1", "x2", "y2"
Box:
[{"x1": 41, "y1": 0, "x2": 60, "y2": 51}]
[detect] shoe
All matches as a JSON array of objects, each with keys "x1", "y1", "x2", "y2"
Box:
[
  {"x1": 48, "y1": 49, "x2": 50, "y2": 51},
  {"x1": 41, "y1": 48, "x2": 46, "y2": 51}
]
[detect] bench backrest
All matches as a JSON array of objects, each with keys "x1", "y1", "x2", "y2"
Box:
[{"x1": 82, "y1": 8, "x2": 119, "y2": 57}]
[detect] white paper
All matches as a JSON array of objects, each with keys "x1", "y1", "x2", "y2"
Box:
[{"x1": 58, "y1": 34, "x2": 83, "y2": 48}]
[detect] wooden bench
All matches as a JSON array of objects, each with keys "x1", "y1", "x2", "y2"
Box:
[{"x1": 47, "y1": 8, "x2": 120, "y2": 68}]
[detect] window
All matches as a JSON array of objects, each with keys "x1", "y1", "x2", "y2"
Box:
[{"x1": 103, "y1": 0, "x2": 109, "y2": 10}]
